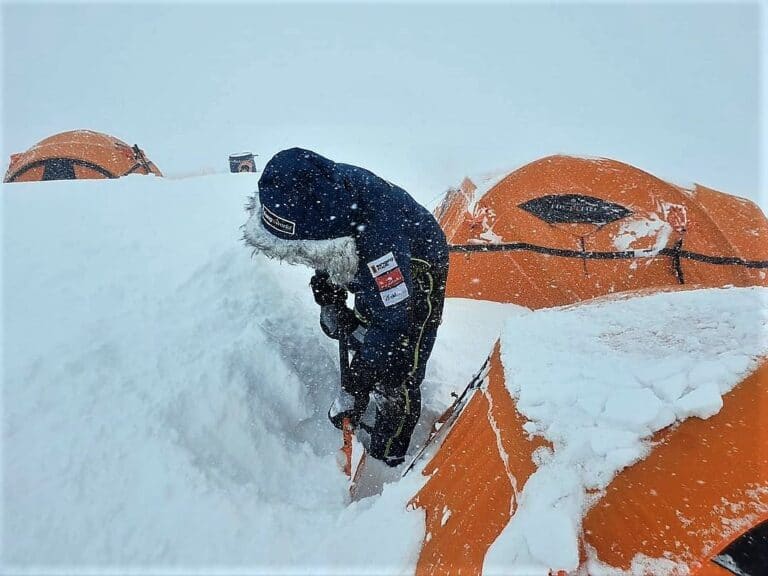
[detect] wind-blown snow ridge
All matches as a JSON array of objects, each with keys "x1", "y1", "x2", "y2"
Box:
[
  {"x1": 2, "y1": 174, "x2": 510, "y2": 573},
  {"x1": 485, "y1": 286, "x2": 768, "y2": 574}
]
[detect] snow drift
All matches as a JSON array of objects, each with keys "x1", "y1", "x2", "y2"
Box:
[
  {"x1": 1, "y1": 174, "x2": 509, "y2": 573},
  {"x1": 2, "y1": 173, "x2": 766, "y2": 575}
]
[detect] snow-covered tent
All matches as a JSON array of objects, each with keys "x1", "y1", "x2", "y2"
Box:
[
  {"x1": 412, "y1": 334, "x2": 768, "y2": 575},
  {"x1": 3, "y1": 130, "x2": 162, "y2": 183},
  {"x1": 435, "y1": 155, "x2": 768, "y2": 307},
  {"x1": 408, "y1": 158, "x2": 768, "y2": 575}
]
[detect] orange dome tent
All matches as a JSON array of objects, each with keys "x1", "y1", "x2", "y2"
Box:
[
  {"x1": 435, "y1": 155, "x2": 768, "y2": 307},
  {"x1": 4, "y1": 130, "x2": 162, "y2": 183},
  {"x1": 405, "y1": 157, "x2": 768, "y2": 575}
]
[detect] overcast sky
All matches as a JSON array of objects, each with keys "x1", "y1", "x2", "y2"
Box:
[{"x1": 2, "y1": 2, "x2": 763, "y2": 207}]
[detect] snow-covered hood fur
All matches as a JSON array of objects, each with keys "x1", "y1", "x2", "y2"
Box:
[{"x1": 243, "y1": 196, "x2": 359, "y2": 286}]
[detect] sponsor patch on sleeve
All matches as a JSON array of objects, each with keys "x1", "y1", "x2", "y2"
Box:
[
  {"x1": 375, "y1": 267, "x2": 404, "y2": 291},
  {"x1": 380, "y1": 282, "x2": 409, "y2": 307},
  {"x1": 262, "y1": 205, "x2": 296, "y2": 236},
  {"x1": 367, "y1": 252, "x2": 398, "y2": 277}
]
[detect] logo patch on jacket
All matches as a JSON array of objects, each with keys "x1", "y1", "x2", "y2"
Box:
[
  {"x1": 367, "y1": 252, "x2": 398, "y2": 277},
  {"x1": 262, "y1": 205, "x2": 296, "y2": 236},
  {"x1": 380, "y1": 283, "x2": 409, "y2": 306},
  {"x1": 375, "y1": 267, "x2": 404, "y2": 291},
  {"x1": 368, "y1": 252, "x2": 409, "y2": 306}
]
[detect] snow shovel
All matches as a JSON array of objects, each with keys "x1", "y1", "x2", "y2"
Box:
[
  {"x1": 337, "y1": 319, "x2": 356, "y2": 478},
  {"x1": 336, "y1": 323, "x2": 368, "y2": 495}
]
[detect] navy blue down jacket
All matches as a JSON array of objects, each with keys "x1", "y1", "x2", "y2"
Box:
[{"x1": 255, "y1": 148, "x2": 449, "y2": 374}]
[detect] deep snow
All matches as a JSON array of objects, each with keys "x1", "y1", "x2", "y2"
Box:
[
  {"x1": 2, "y1": 174, "x2": 766, "y2": 575},
  {"x1": 1, "y1": 174, "x2": 513, "y2": 573}
]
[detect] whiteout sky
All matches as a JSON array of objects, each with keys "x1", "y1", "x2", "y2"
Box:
[{"x1": 1, "y1": 1, "x2": 764, "y2": 207}]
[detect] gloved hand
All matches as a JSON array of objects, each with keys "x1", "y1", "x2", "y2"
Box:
[
  {"x1": 328, "y1": 389, "x2": 369, "y2": 430},
  {"x1": 320, "y1": 305, "x2": 343, "y2": 339},
  {"x1": 310, "y1": 271, "x2": 347, "y2": 307},
  {"x1": 320, "y1": 304, "x2": 360, "y2": 340},
  {"x1": 348, "y1": 348, "x2": 402, "y2": 395}
]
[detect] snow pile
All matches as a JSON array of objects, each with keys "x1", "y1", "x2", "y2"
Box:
[
  {"x1": 484, "y1": 287, "x2": 768, "y2": 574},
  {"x1": 2, "y1": 175, "x2": 509, "y2": 573}
]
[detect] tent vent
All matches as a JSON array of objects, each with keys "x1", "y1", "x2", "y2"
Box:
[{"x1": 519, "y1": 194, "x2": 632, "y2": 225}]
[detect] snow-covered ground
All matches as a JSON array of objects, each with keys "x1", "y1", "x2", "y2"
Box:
[
  {"x1": 1, "y1": 174, "x2": 513, "y2": 573},
  {"x1": 2, "y1": 174, "x2": 766, "y2": 574}
]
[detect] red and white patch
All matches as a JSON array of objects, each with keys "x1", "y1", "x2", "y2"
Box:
[
  {"x1": 368, "y1": 252, "x2": 409, "y2": 306},
  {"x1": 375, "y1": 267, "x2": 404, "y2": 291}
]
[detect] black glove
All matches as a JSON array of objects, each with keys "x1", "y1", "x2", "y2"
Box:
[
  {"x1": 320, "y1": 305, "x2": 360, "y2": 340},
  {"x1": 347, "y1": 341, "x2": 410, "y2": 393},
  {"x1": 328, "y1": 389, "x2": 369, "y2": 430},
  {"x1": 347, "y1": 353, "x2": 389, "y2": 397},
  {"x1": 326, "y1": 355, "x2": 379, "y2": 430},
  {"x1": 310, "y1": 271, "x2": 347, "y2": 307}
]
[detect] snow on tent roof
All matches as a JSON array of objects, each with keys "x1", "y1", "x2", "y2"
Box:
[
  {"x1": 3, "y1": 129, "x2": 162, "y2": 183},
  {"x1": 435, "y1": 155, "x2": 768, "y2": 308},
  {"x1": 411, "y1": 287, "x2": 768, "y2": 575}
]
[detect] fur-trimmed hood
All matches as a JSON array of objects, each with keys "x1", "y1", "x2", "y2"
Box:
[{"x1": 243, "y1": 195, "x2": 359, "y2": 286}]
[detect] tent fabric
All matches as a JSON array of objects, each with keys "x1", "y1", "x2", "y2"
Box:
[
  {"x1": 413, "y1": 157, "x2": 768, "y2": 574},
  {"x1": 411, "y1": 344, "x2": 548, "y2": 575},
  {"x1": 4, "y1": 130, "x2": 162, "y2": 183},
  {"x1": 583, "y1": 359, "x2": 768, "y2": 572},
  {"x1": 436, "y1": 156, "x2": 768, "y2": 308},
  {"x1": 411, "y1": 348, "x2": 768, "y2": 575}
]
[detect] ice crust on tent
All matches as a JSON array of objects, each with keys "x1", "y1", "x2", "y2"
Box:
[
  {"x1": 612, "y1": 213, "x2": 673, "y2": 255},
  {"x1": 485, "y1": 287, "x2": 768, "y2": 574},
  {"x1": 583, "y1": 547, "x2": 690, "y2": 576}
]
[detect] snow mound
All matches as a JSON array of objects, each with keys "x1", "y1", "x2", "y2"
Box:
[
  {"x1": 2, "y1": 175, "x2": 509, "y2": 573},
  {"x1": 485, "y1": 286, "x2": 768, "y2": 574}
]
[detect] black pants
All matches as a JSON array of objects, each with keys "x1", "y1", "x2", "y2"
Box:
[{"x1": 367, "y1": 258, "x2": 447, "y2": 466}]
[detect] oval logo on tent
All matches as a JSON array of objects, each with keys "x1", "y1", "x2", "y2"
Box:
[{"x1": 519, "y1": 194, "x2": 632, "y2": 225}]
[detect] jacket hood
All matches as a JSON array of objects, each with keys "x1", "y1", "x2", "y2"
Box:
[
  {"x1": 243, "y1": 195, "x2": 359, "y2": 285},
  {"x1": 257, "y1": 148, "x2": 358, "y2": 241}
]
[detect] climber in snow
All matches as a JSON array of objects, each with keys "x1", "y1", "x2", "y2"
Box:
[{"x1": 244, "y1": 148, "x2": 448, "y2": 467}]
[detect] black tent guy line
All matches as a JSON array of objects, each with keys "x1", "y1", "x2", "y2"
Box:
[{"x1": 448, "y1": 243, "x2": 768, "y2": 269}]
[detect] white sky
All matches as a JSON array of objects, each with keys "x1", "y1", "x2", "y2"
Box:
[{"x1": 2, "y1": 1, "x2": 764, "y2": 207}]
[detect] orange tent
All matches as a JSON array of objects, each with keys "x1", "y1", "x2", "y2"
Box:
[
  {"x1": 436, "y1": 155, "x2": 768, "y2": 308},
  {"x1": 412, "y1": 346, "x2": 768, "y2": 576},
  {"x1": 4, "y1": 130, "x2": 162, "y2": 183},
  {"x1": 407, "y1": 157, "x2": 768, "y2": 575}
]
